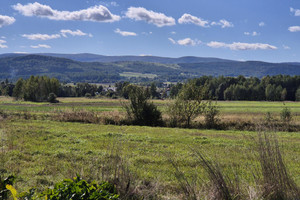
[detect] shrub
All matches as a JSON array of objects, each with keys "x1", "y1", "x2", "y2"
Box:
[
  {"x1": 40, "y1": 175, "x2": 119, "y2": 200},
  {"x1": 122, "y1": 85, "x2": 163, "y2": 126},
  {"x1": 280, "y1": 107, "x2": 292, "y2": 124},
  {"x1": 48, "y1": 93, "x2": 58, "y2": 103},
  {"x1": 203, "y1": 101, "x2": 220, "y2": 128},
  {"x1": 167, "y1": 82, "x2": 207, "y2": 128}
]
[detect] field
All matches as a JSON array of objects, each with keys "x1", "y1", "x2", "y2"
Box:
[{"x1": 0, "y1": 96, "x2": 300, "y2": 198}]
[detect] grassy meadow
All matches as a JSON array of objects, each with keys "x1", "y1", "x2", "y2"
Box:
[{"x1": 0, "y1": 96, "x2": 300, "y2": 198}]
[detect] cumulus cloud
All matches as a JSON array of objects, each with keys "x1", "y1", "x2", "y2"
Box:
[
  {"x1": 288, "y1": 26, "x2": 300, "y2": 32},
  {"x1": 60, "y1": 29, "x2": 90, "y2": 37},
  {"x1": 13, "y1": 2, "x2": 120, "y2": 22},
  {"x1": 22, "y1": 33, "x2": 61, "y2": 40},
  {"x1": 290, "y1": 7, "x2": 300, "y2": 16},
  {"x1": 0, "y1": 15, "x2": 16, "y2": 28},
  {"x1": 178, "y1": 14, "x2": 209, "y2": 27},
  {"x1": 0, "y1": 40, "x2": 7, "y2": 48},
  {"x1": 211, "y1": 19, "x2": 234, "y2": 28},
  {"x1": 125, "y1": 7, "x2": 175, "y2": 27},
  {"x1": 207, "y1": 41, "x2": 277, "y2": 50},
  {"x1": 244, "y1": 31, "x2": 259, "y2": 36},
  {"x1": 283, "y1": 45, "x2": 291, "y2": 50},
  {"x1": 259, "y1": 22, "x2": 265, "y2": 27},
  {"x1": 114, "y1": 28, "x2": 137, "y2": 36},
  {"x1": 30, "y1": 44, "x2": 51, "y2": 48},
  {"x1": 168, "y1": 37, "x2": 200, "y2": 46}
]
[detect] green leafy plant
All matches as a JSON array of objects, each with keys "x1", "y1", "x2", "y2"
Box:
[
  {"x1": 0, "y1": 175, "x2": 16, "y2": 200},
  {"x1": 40, "y1": 175, "x2": 119, "y2": 200}
]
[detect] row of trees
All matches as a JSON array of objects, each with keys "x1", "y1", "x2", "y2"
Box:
[
  {"x1": 170, "y1": 75, "x2": 300, "y2": 101},
  {"x1": 13, "y1": 76, "x2": 60, "y2": 102}
]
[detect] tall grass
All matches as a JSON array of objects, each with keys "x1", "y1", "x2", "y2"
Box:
[{"x1": 170, "y1": 130, "x2": 299, "y2": 200}]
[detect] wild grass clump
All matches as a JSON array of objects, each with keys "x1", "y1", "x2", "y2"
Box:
[
  {"x1": 53, "y1": 108, "x2": 100, "y2": 123},
  {"x1": 254, "y1": 132, "x2": 300, "y2": 200},
  {"x1": 100, "y1": 140, "x2": 159, "y2": 200},
  {"x1": 169, "y1": 130, "x2": 299, "y2": 200}
]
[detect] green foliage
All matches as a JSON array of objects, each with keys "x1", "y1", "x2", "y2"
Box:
[
  {"x1": 123, "y1": 84, "x2": 163, "y2": 126},
  {"x1": 0, "y1": 175, "x2": 16, "y2": 200},
  {"x1": 280, "y1": 107, "x2": 292, "y2": 123},
  {"x1": 203, "y1": 101, "x2": 220, "y2": 128},
  {"x1": 40, "y1": 175, "x2": 119, "y2": 200},
  {"x1": 13, "y1": 75, "x2": 60, "y2": 102},
  {"x1": 48, "y1": 93, "x2": 58, "y2": 103},
  {"x1": 168, "y1": 81, "x2": 207, "y2": 127}
]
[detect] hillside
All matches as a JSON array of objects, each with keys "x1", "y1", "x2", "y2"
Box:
[{"x1": 0, "y1": 54, "x2": 300, "y2": 83}]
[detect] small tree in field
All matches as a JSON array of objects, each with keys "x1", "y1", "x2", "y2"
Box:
[
  {"x1": 168, "y1": 82, "x2": 207, "y2": 128},
  {"x1": 122, "y1": 85, "x2": 163, "y2": 126}
]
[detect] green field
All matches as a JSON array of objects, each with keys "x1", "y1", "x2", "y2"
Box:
[{"x1": 0, "y1": 96, "x2": 300, "y2": 198}]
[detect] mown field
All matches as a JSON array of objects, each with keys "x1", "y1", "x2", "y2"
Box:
[{"x1": 0, "y1": 96, "x2": 300, "y2": 198}]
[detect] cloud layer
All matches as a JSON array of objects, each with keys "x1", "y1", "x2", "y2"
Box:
[
  {"x1": 30, "y1": 44, "x2": 51, "y2": 48},
  {"x1": 211, "y1": 19, "x2": 234, "y2": 28},
  {"x1": 22, "y1": 33, "x2": 61, "y2": 40},
  {"x1": 13, "y1": 2, "x2": 120, "y2": 22},
  {"x1": 0, "y1": 15, "x2": 16, "y2": 28},
  {"x1": 125, "y1": 7, "x2": 175, "y2": 27},
  {"x1": 115, "y1": 28, "x2": 137, "y2": 36},
  {"x1": 207, "y1": 41, "x2": 277, "y2": 50},
  {"x1": 178, "y1": 14, "x2": 209, "y2": 27},
  {"x1": 60, "y1": 29, "x2": 90, "y2": 37},
  {"x1": 290, "y1": 7, "x2": 300, "y2": 16},
  {"x1": 288, "y1": 26, "x2": 300, "y2": 32},
  {"x1": 168, "y1": 37, "x2": 200, "y2": 46},
  {"x1": 0, "y1": 40, "x2": 7, "y2": 48}
]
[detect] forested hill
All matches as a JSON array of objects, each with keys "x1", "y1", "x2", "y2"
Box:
[{"x1": 0, "y1": 54, "x2": 300, "y2": 83}]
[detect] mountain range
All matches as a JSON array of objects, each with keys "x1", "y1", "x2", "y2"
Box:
[{"x1": 0, "y1": 53, "x2": 299, "y2": 83}]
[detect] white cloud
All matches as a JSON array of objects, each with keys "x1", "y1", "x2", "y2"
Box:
[
  {"x1": 283, "y1": 45, "x2": 291, "y2": 50},
  {"x1": 259, "y1": 22, "x2": 265, "y2": 27},
  {"x1": 0, "y1": 15, "x2": 16, "y2": 28},
  {"x1": 207, "y1": 41, "x2": 277, "y2": 50},
  {"x1": 125, "y1": 7, "x2": 175, "y2": 27},
  {"x1": 22, "y1": 33, "x2": 61, "y2": 40},
  {"x1": 290, "y1": 7, "x2": 300, "y2": 16},
  {"x1": 30, "y1": 44, "x2": 51, "y2": 48},
  {"x1": 114, "y1": 28, "x2": 137, "y2": 36},
  {"x1": 13, "y1": 2, "x2": 120, "y2": 22},
  {"x1": 168, "y1": 37, "x2": 176, "y2": 44},
  {"x1": 288, "y1": 26, "x2": 300, "y2": 32},
  {"x1": 0, "y1": 40, "x2": 7, "y2": 48},
  {"x1": 171, "y1": 31, "x2": 176, "y2": 34},
  {"x1": 244, "y1": 31, "x2": 259, "y2": 36},
  {"x1": 168, "y1": 37, "x2": 200, "y2": 46},
  {"x1": 178, "y1": 13, "x2": 209, "y2": 27},
  {"x1": 211, "y1": 19, "x2": 233, "y2": 28},
  {"x1": 60, "y1": 29, "x2": 89, "y2": 37}
]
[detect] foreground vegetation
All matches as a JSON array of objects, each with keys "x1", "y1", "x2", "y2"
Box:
[{"x1": 0, "y1": 118, "x2": 299, "y2": 199}]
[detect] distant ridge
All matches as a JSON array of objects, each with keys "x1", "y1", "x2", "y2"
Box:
[
  {"x1": 0, "y1": 53, "x2": 299, "y2": 83},
  {"x1": 0, "y1": 53, "x2": 235, "y2": 63}
]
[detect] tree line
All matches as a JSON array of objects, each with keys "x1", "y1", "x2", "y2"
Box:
[
  {"x1": 1, "y1": 74, "x2": 300, "y2": 102},
  {"x1": 170, "y1": 75, "x2": 300, "y2": 101}
]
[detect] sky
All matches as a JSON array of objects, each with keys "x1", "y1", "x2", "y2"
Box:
[{"x1": 0, "y1": 0, "x2": 300, "y2": 62}]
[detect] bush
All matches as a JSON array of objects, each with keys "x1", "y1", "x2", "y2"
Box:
[
  {"x1": 203, "y1": 101, "x2": 220, "y2": 128},
  {"x1": 48, "y1": 93, "x2": 58, "y2": 103},
  {"x1": 40, "y1": 175, "x2": 119, "y2": 200},
  {"x1": 167, "y1": 82, "x2": 207, "y2": 128},
  {"x1": 122, "y1": 85, "x2": 163, "y2": 126},
  {"x1": 280, "y1": 107, "x2": 292, "y2": 124}
]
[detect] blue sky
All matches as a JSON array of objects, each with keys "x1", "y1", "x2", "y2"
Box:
[{"x1": 0, "y1": 0, "x2": 300, "y2": 62}]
